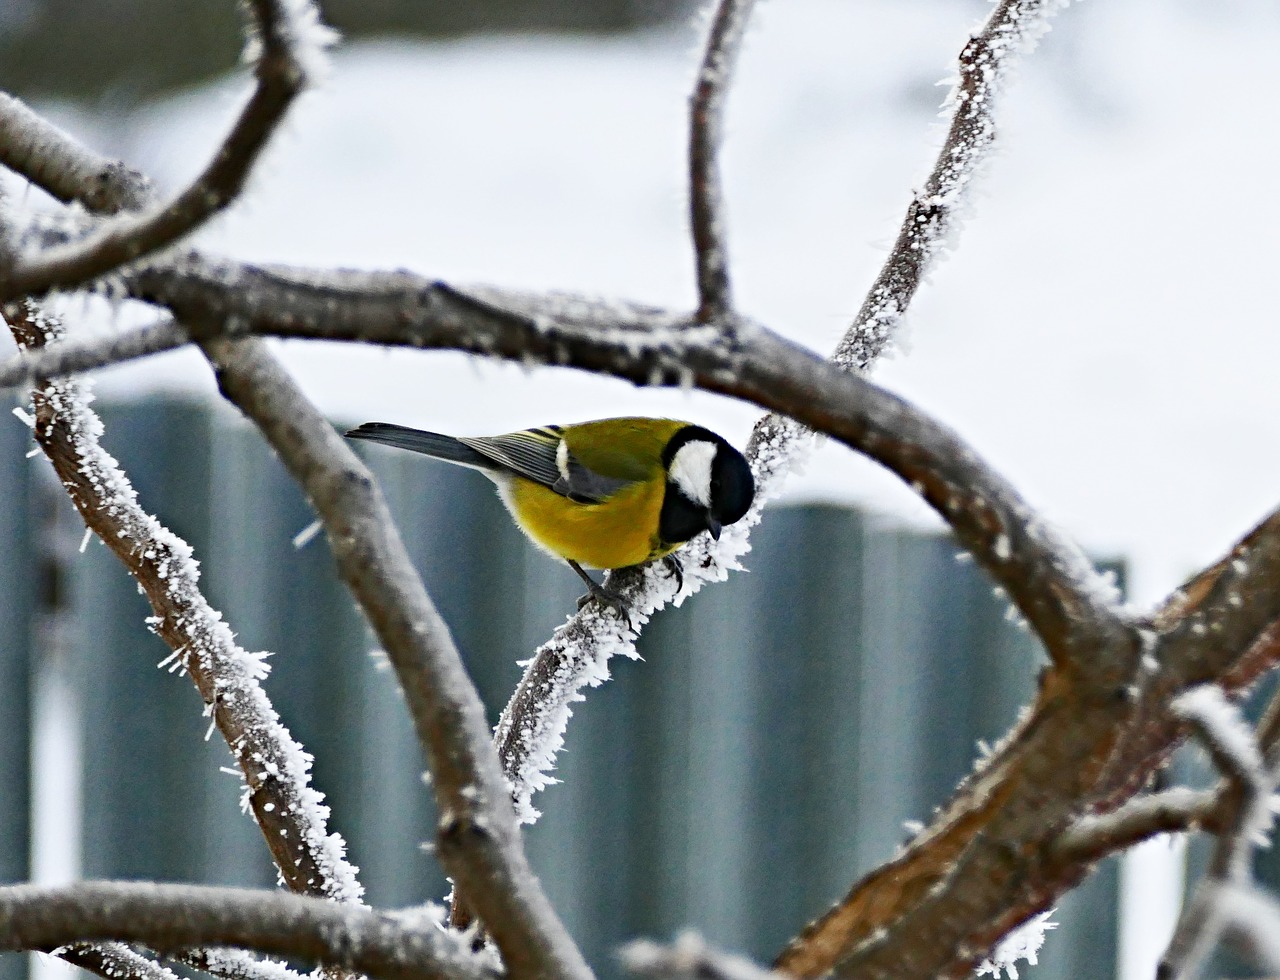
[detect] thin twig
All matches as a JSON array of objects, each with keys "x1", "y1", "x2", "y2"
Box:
[
  {"x1": 201, "y1": 336, "x2": 591, "y2": 980},
  {"x1": 0, "y1": 317, "x2": 188, "y2": 389},
  {"x1": 1053, "y1": 787, "x2": 1220, "y2": 864},
  {"x1": 0, "y1": 0, "x2": 328, "y2": 302},
  {"x1": 0, "y1": 882, "x2": 495, "y2": 980},
  {"x1": 1159, "y1": 685, "x2": 1276, "y2": 980},
  {"x1": 688, "y1": 0, "x2": 756, "y2": 324},
  {"x1": 835, "y1": 0, "x2": 1072, "y2": 371}
]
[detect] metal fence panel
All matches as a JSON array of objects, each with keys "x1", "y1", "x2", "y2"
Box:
[{"x1": 0, "y1": 398, "x2": 34, "y2": 980}]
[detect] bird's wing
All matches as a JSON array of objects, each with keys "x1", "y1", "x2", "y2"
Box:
[{"x1": 459, "y1": 427, "x2": 634, "y2": 503}]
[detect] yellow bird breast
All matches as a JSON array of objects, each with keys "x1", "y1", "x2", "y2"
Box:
[{"x1": 503, "y1": 473, "x2": 674, "y2": 570}]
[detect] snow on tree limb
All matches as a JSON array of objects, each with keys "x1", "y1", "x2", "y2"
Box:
[
  {"x1": 3, "y1": 302, "x2": 363, "y2": 905},
  {"x1": 0, "y1": 881, "x2": 493, "y2": 980},
  {"x1": 836, "y1": 0, "x2": 1073, "y2": 371}
]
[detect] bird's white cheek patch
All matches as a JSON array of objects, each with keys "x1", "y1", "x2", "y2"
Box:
[{"x1": 669, "y1": 440, "x2": 716, "y2": 507}]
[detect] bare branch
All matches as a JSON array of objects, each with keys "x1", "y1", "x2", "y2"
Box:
[
  {"x1": 4, "y1": 302, "x2": 362, "y2": 903},
  {"x1": 1159, "y1": 507, "x2": 1280, "y2": 687},
  {"x1": 1159, "y1": 685, "x2": 1277, "y2": 980},
  {"x1": 836, "y1": 0, "x2": 1074, "y2": 371},
  {"x1": 0, "y1": 0, "x2": 331, "y2": 302},
  {"x1": 0, "y1": 93, "x2": 152, "y2": 213},
  {"x1": 200, "y1": 336, "x2": 591, "y2": 980},
  {"x1": 688, "y1": 0, "x2": 756, "y2": 324},
  {"x1": 0, "y1": 882, "x2": 494, "y2": 980},
  {"x1": 622, "y1": 933, "x2": 777, "y2": 980},
  {"x1": 1053, "y1": 787, "x2": 1220, "y2": 864},
  {"x1": 0, "y1": 317, "x2": 188, "y2": 390}
]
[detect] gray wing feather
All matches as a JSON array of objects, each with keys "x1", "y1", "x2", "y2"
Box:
[
  {"x1": 462, "y1": 429, "x2": 635, "y2": 503},
  {"x1": 459, "y1": 430, "x2": 564, "y2": 488}
]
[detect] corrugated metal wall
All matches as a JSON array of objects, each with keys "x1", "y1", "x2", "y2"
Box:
[{"x1": 1, "y1": 394, "x2": 1122, "y2": 978}]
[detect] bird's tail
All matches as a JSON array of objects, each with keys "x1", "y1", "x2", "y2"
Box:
[{"x1": 345, "y1": 422, "x2": 492, "y2": 469}]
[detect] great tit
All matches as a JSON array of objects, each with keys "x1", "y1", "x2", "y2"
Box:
[{"x1": 345, "y1": 417, "x2": 755, "y2": 619}]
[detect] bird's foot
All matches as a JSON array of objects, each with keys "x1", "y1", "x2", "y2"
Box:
[
  {"x1": 568, "y1": 560, "x2": 633, "y2": 630},
  {"x1": 659, "y1": 554, "x2": 684, "y2": 593}
]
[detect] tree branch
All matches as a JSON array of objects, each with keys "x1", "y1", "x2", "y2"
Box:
[
  {"x1": 200, "y1": 336, "x2": 590, "y2": 980},
  {"x1": 1159, "y1": 686, "x2": 1277, "y2": 980},
  {"x1": 688, "y1": 0, "x2": 756, "y2": 324},
  {"x1": 0, "y1": 317, "x2": 188, "y2": 390},
  {"x1": 0, "y1": 882, "x2": 494, "y2": 980},
  {"x1": 123, "y1": 259, "x2": 1129, "y2": 666},
  {"x1": 1053, "y1": 786, "x2": 1220, "y2": 865},
  {"x1": 0, "y1": 93, "x2": 152, "y2": 213},
  {"x1": 0, "y1": 0, "x2": 330, "y2": 303},
  {"x1": 835, "y1": 0, "x2": 1072, "y2": 371},
  {"x1": 56, "y1": 942, "x2": 183, "y2": 980},
  {"x1": 4, "y1": 301, "x2": 363, "y2": 903}
]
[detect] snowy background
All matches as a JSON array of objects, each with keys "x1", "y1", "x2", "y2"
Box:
[{"x1": 7, "y1": 0, "x2": 1280, "y2": 976}]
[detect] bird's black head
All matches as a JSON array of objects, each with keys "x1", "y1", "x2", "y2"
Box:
[{"x1": 658, "y1": 426, "x2": 756, "y2": 546}]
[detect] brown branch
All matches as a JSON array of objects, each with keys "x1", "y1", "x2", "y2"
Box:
[
  {"x1": 200, "y1": 336, "x2": 590, "y2": 980},
  {"x1": 688, "y1": 0, "x2": 756, "y2": 324},
  {"x1": 0, "y1": 882, "x2": 495, "y2": 980},
  {"x1": 0, "y1": 0, "x2": 323, "y2": 303},
  {"x1": 4, "y1": 301, "x2": 362, "y2": 902}
]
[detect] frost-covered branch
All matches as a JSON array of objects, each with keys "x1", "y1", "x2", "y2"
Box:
[
  {"x1": 176, "y1": 945, "x2": 312, "y2": 980},
  {"x1": 1053, "y1": 787, "x2": 1220, "y2": 864},
  {"x1": 688, "y1": 0, "x2": 756, "y2": 324},
  {"x1": 56, "y1": 942, "x2": 183, "y2": 980},
  {"x1": 0, "y1": 0, "x2": 333, "y2": 303},
  {"x1": 201, "y1": 336, "x2": 590, "y2": 980},
  {"x1": 4, "y1": 301, "x2": 362, "y2": 903},
  {"x1": 0, "y1": 317, "x2": 187, "y2": 390},
  {"x1": 0, "y1": 882, "x2": 495, "y2": 980},
  {"x1": 1159, "y1": 686, "x2": 1278, "y2": 980},
  {"x1": 835, "y1": 0, "x2": 1073, "y2": 370}
]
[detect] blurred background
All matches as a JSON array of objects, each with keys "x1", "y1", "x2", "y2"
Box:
[{"x1": 1, "y1": 0, "x2": 1279, "y2": 977}]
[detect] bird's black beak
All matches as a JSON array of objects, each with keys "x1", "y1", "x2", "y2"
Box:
[{"x1": 707, "y1": 515, "x2": 722, "y2": 540}]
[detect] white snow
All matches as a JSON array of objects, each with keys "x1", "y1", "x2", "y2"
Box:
[{"x1": 974, "y1": 910, "x2": 1057, "y2": 979}]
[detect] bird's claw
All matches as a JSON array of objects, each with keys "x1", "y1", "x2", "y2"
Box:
[
  {"x1": 576, "y1": 582, "x2": 633, "y2": 631},
  {"x1": 660, "y1": 554, "x2": 684, "y2": 593}
]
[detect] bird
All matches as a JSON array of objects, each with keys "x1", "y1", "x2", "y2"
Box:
[{"x1": 345, "y1": 417, "x2": 755, "y2": 623}]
